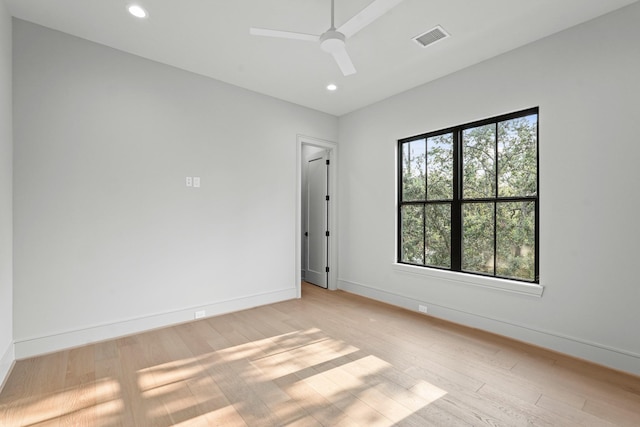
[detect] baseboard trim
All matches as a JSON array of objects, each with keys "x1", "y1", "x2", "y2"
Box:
[
  {"x1": 14, "y1": 287, "x2": 297, "y2": 359},
  {"x1": 338, "y1": 278, "x2": 640, "y2": 376},
  {"x1": 0, "y1": 341, "x2": 15, "y2": 394}
]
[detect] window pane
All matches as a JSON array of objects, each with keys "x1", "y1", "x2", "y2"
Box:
[
  {"x1": 400, "y1": 205, "x2": 424, "y2": 264},
  {"x1": 496, "y1": 201, "x2": 535, "y2": 281},
  {"x1": 462, "y1": 202, "x2": 495, "y2": 274},
  {"x1": 427, "y1": 133, "x2": 454, "y2": 200},
  {"x1": 425, "y1": 204, "x2": 451, "y2": 268},
  {"x1": 402, "y1": 139, "x2": 426, "y2": 201},
  {"x1": 498, "y1": 115, "x2": 537, "y2": 197},
  {"x1": 463, "y1": 124, "x2": 496, "y2": 199}
]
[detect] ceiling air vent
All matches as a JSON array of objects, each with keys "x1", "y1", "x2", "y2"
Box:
[{"x1": 413, "y1": 25, "x2": 449, "y2": 48}]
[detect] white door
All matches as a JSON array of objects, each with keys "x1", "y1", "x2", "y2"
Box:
[{"x1": 305, "y1": 152, "x2": 329, "y2": 288}]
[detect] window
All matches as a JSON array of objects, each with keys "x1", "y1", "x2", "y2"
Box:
[{"x1": 398, "y1": 108, "x2": 538, "y2": 283}]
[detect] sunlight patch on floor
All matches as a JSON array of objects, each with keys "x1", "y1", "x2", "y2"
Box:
[
  {"x1": 130, "y1": 327, "x2": 449, "y2": 425},
  {"x1": 9, "y1": 377, "x2": 123, "y2": 426}
]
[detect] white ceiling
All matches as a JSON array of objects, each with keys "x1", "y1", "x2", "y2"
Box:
[{"x1": 6, "y1": 0, "x2": 638, "y2": 116}]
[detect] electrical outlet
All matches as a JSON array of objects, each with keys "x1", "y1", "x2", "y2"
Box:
[
  {"x1": 418, "y1": 304, "x2": 428, "y2": 314},
  {"x1": 193, "y1": 177, "x2": 200, "y2": 188},
  {"x1": 195, "y1": 310, "x2": 206, "y2": 319},
  {"x1": 186, "y1": 176, "x2": 193, "y2": 187}
]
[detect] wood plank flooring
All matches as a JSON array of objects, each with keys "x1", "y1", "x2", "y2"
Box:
[{"x1": 1, "y1": 282, "x2": 639, "y2": 426}]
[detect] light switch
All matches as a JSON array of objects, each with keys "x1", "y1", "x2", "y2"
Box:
[
  {"x1": 193, "y1": 177, "x2": 201, "y2": 188},
  {"x1": 186, "y1": 176, "x2": 193, "y2": 187}
]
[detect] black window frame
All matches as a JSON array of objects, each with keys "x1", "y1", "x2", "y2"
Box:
[{"x1": 397, "y1": 107, "x2": 539, "y2": 284}]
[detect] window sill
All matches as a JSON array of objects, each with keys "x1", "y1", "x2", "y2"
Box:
[{"x1": 392, "y1": 263, "x2": 544, "y2": 297}]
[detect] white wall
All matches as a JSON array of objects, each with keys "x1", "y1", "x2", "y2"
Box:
[
  {"x1": 337, "y1": 3, "x2": 640, "y2": 375},
  {"x1": 0, "y1": 1, "x2": 13, "y2": 388},
  {"x1": 12, "y1": 20, "x2": 337, "y2": 357}
]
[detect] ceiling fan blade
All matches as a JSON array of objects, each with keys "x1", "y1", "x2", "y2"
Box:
[
  {"x1": 331, "y1": 45, "x2": 356, "y2": 76},
  {"x1": 249, "y1": 27, "x2": 319, "y2": 42},
  {"x1": 337, "y1": 0, "x2": 405, "y2": 39}
]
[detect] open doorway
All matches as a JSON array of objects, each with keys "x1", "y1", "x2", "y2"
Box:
[
  {"x1": 296, "y1": 136, "x2": 338, "y2": 297},
  {"x1": 303, "y1": 148, "x2": 329, "y2": 288}
]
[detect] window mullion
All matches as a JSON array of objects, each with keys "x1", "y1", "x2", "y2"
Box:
[
  {"x1": 493, "y1": 201, "x2": 497, "y2": 277},
  {"x1": 493, "y1": 122, "x2": 498, "y2": 277},
  {"x1": 397, "y1": 142, "x2": 403, "y2": 263},
  {"x1": 451, "y1": 130, "x2": 462, "y2": 271},
  {"x1": 424, "y1": 142, "x2": 428, "y2": 266},
  {"x1": 422, "y1": 204, "x2": 427, "y2": 265}
]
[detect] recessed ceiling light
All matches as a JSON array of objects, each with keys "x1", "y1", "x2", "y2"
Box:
[
  {"x1": 326, "y1": 84, "x2": 338, "y2": 91},
  {"x1": 128, "y1": 4, "x2": 148, "y2": 18}
]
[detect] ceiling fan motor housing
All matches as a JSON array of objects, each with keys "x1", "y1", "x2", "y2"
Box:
[{"x1": 320, "y1": 30, "x2": 346, "y2": 53}]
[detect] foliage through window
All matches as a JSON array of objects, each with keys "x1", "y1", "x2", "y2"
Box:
[{"x1": 398, "y1": 108, "x2": 538, "y2": 282}]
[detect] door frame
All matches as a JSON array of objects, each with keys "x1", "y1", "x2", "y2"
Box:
[{"x1": 296, "y1": 135, "x2": 338, "y2": 296}]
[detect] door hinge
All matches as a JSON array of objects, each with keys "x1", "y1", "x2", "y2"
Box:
[
  {"x1": 325, "y1": 230, "x2": 330, "y2": 237},
  {"x1": 326, "y1": 159, "x2": 330, "y2": 165},
  {"x1": 325, "y1": 266, "x2": 330, "y2": 273},
  {"x1": 304, "y1": 231, "x2": 308, "y2": 237},
  {"x1": 325, "y1": 195, "x2": 330, "y2": 201}
]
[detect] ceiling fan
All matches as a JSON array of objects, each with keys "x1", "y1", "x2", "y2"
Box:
[{"x1": 250, "y1": 0, "x2": 405, "y2": 76}]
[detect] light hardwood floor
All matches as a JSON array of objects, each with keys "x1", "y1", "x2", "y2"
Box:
[{"x1": 1, "y1": 282, "x2": 639, "y2": 426}]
